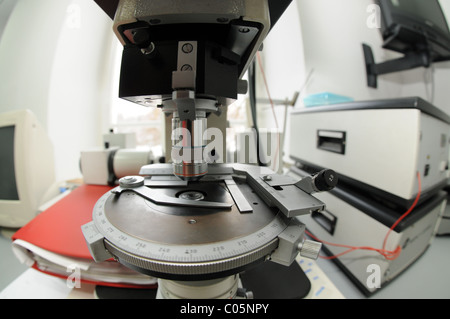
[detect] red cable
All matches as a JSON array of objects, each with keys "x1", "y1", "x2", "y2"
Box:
[
  {"x1": 256, "y1": 52, "x2": 279, "y2": 131},
  {"x1": 307, "y1": 172, "x2": 422, "y2": 261},
  {"x1": 382, "y1": 172, "x2": 422, "y2": 252}
]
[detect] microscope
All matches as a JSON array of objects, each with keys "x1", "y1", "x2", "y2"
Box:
[{"x1": 82, "y1": 0, "x2": 337, "y2": 299}]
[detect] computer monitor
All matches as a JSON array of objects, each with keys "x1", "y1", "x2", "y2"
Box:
[
  {"x1": 377, "y1": 0, "x2": 450, "y2": 60},
  {"x1": 0, "y1": 109, "x2": 55, "y2": 228},
  {"x1": 364, "y1": 0, "x2": 450, "y2": 88}
]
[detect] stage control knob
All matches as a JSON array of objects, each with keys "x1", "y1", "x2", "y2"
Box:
[
  {"x1": 295, "y1": 169, "x2": 338, "y2": 194},
  {"x1": 313, "y1": 169, "x2": 338, "y2": 192},
  {"x1": 298, "y1": 240, "x2": 322, "y2": 260}
]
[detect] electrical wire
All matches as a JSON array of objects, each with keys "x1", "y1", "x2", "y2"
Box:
[
  {"x1": 307, "y1": 172, "x2": 422, "y2": 261},
  {"x1": 248, "y1": 59, "x2": 266, "y2": 167},
  {"x1": 256, "y1": 51, "x2": 280, "y2": 172},
  {"x1": 424, "y1": 64, "x2": 436, "y2": 104},
  {"x1": 256, "y1": 52, "x2": 280, "y2": 131}
]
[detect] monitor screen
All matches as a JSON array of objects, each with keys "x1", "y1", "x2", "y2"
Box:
[
  {"x1": 376, "y1": 0, "x2": 450, "y2": 59},
  {"x1": 0, "y1": 109, "x2": 56, "y2": 228},
  {"x1": 390, "y1": 0, "x2": 450, "y2": 37},
  {"x1": 0, "y1": 125, "x2": 19, "y2": 200}
]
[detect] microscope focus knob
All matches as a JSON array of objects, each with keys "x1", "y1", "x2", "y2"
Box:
[{"x1": 298, "y1": 240, "x2": 322, "y2": 260}]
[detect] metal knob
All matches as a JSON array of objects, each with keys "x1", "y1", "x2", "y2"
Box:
[
  {"x1": 295, "y1": 169, "x2": 338, "y2": 194},
  {"x1": 313, "y1": 169, "x2": 338, "y2": 192},
  {"x1": 119, "y1": 176, "x2": 145, "y2": 188},
  {"x1": 298, "y1": 240, "x2": 322, "y2": 260}
]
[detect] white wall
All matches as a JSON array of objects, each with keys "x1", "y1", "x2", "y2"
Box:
[
  {"x1": 0, "y1": 0, "x2": 119, "y2": 182},
  {"x1": 0, "y1": 0, "x2": 68, "y2": 128},
  {"x1": 47, "y1": 0, "x2": 119, "y2": 183},
  {"x1": 259, "y1": 0, "x2": 450, "y2": 159},
  {"x1": 298, "y1": 0, "x2": 408, "y2": 100},
  {"x1": 0, "y1": 0, "x2": 17, "y2": 42},
  {"x1": 259, "y1": 1, "x2": 306, "y2": 104},
  {"x1": 262, "y1": 0, "x2": 450, "y2": 109},
  {"x1": 293, "y1": 0, "x2": 406, "y2": 102},
  {"x1": 254, "y1": 1, "x2": 306, "y2": 163}
]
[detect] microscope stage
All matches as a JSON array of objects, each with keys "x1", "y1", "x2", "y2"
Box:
[{"x1": 82, "y1": 163, "x2": 325, "y2": 282}]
